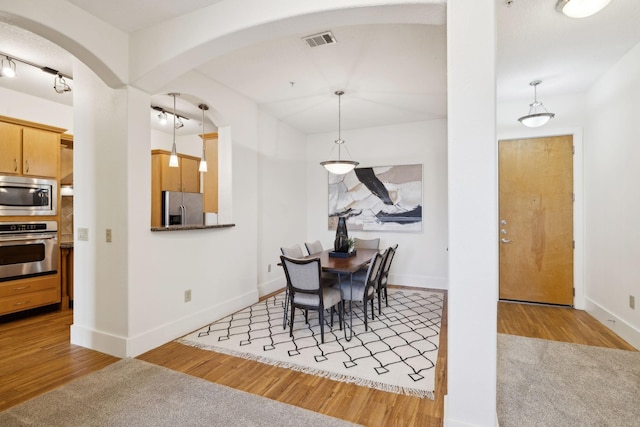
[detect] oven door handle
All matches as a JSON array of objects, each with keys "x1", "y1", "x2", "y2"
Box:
[{"x1": 0, "y1": 233, "x2": 58, "y2": 243}]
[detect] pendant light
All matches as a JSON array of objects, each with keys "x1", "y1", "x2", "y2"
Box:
[
  {"x1": 518, "y1": 80, "x2": 555, "y2": 128},
  {"x1": 168, "y1": 93, "x2": 179, "y2": 167},
  {"x1": 198, "y1": 103, "x2": 208, "y2": 173},
  {"x1": 320, "y1": 90, "x2": 359, "y2": 175},
  {"x1": 556, "y1": 0, "x2": 611, "y2": 18}
]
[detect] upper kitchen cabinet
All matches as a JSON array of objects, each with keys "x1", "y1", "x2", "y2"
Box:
[{"x1": 0, "y1": 116, "x2": 65, "y2": 179}]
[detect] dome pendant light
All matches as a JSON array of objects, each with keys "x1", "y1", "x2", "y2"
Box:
[
  {"x1": 168, "y1": 93, "x2": 180, "y2": 168},
  {"x1": 320, "y1": 90, "x2": 359, "y2": 175},
  {"x1": 556, "y1": 0, "x2": 611, "y2": 18},
  {"x1": 518, "y1": 80, "x2": 555, "y2": 128},
  {"x1": 198, "y1": 103, "x2": 208, "y2": 173}
]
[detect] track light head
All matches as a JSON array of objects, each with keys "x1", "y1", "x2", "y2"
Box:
[{"x1": 1, "y1": 56, "x2": 16, "y2": 78}]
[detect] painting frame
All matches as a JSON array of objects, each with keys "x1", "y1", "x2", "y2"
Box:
[{"x1": 328, "y1": 164, "x2": 423, "y2": 233}]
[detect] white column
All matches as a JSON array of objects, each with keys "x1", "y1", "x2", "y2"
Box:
[{"x1": 445, "y1": 0, "x2": 498, "y2": 426}]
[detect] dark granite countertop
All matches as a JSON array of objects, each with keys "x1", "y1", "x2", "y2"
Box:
[{"x1": 150, "y1": 224, "x2": 235, "y2": 232}]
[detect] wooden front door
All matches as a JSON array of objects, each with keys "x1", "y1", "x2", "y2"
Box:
[{"x1": 498, "y1": 135, "x2": 574, "y2": 305}]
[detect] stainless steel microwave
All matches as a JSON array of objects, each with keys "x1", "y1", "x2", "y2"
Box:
[{"x1": 0, "y1": 176, "x2": 57, "y2": 216}]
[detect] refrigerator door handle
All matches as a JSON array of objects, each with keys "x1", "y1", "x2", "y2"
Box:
[{"x1": 179, "y1": 204, "x2": 185, "y2": 226}]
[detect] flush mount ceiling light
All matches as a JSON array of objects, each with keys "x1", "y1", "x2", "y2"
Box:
[
  {"x1": 198, "y1": 103, "x2": 208, "y2": 173},
  {"x1": 556, "y1": 0, "x2": 611, "y2": 18},
  {"x1": 168, "y1": 93, "x2": 180, "y2": 168},
  {"x1": 518, "y1": 80, "x2": 555, "y2": 128},
  {"x1": 0, "y1": 55, "x2": 16, "y2": 78},
  {"x1": 320, "y1": 90, "x2": 359, "y2": 175}
]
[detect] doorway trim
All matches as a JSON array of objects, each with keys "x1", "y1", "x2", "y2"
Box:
[{"x1": 497, "y1": 126, "x2": 584, "y2": 309}]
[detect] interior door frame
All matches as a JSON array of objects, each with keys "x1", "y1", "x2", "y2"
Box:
[{"x1": 497, "y1": 127, "x2": 584, "y2": 309}]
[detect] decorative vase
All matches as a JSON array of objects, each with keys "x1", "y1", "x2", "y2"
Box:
[{"x1": 334, "y1": 217, "x2": 349, "y2": 253}]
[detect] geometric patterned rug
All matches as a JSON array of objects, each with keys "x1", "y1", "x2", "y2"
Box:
[{"x1": 178, "y1": 288, "x2": 444, "y2": 399}]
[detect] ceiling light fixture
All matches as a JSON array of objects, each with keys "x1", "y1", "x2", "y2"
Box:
[
  {"x1": 0, "y1": 50, "x2": 72, "y2": 93},
  {"x1": 556, "y1": 0, "x2": 611, "y2": 18},
  {"x1": 168, "y1": 93, "x2": 180, "y2": 168},
  {"x1": 1, "y1": 56, "x2": 16, "y2": 78},
  {"x1": 53, "y1": 73, "x2": 71, "y2": 93},
  {"x1": 320, "y1": 90, "x2": 359, "y2": 175},
  {"x1": 157, "y1": 111, "x2": 167, "y2": 125},
  {"x1": 198, "y1": 103, "x2": 208, "y2": 173},
  {"x1": 518, "y1": 80, "x2": 555, "y2": 128},
  {"x1": 174, "y1": 116, "x2": 184, "y2": 129}
]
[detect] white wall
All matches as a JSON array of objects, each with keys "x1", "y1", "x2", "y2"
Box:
[
  {"x1": 305, "y1": 120, "x2": 449, "y2": 290},
  {"x1": 0, "y1": 87, "x2": 73, "y2": 131},
  {"x1": 257, "y1": 111, "x2": 308, "y2": 296},
  {"x1": 583, "y1": 40, "x2": 640, "y2": 349}
]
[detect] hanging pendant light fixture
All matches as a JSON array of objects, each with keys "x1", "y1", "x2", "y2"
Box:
[
  {"x1": 168, "y1": 93, "x2": 180, "y2": 168},
  {"x1": 320, "y1": 90, "x2": 359, "y2": 175},
  {"x1": 198, "y1": 103, "x2": 208, "y2": 173},
  {"x1": 556, "y1": 0, "x2": 611, "y2": 18},
  {"x1": 518, "y1": 80, "x2": 555, "y2": 128}
]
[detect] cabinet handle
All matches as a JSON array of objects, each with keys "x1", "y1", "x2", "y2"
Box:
[
  {"x1": 14, "y1": 158, "x2": 18, "y2": 171},
  {"x1": 25, "y1": 160, "x2": 30, "y2": 173},
  {"x1": 12, "y1": 285, "x2": 31, "y2": 291},
  {"x1": 13, "y1": 300, "x2": 31, "y2": 306}
]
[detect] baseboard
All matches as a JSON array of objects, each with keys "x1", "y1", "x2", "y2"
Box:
[
  {"x1": 390, "y1": 273, "x2": 448, "y2": 290},
  {"x1": 71, "y1": 289, "x2": 259, "y2": 358},
  {"x1": 258, "y1": 277, "x2": 285, "y2": 297},
  {"x1": 444, "y1": 395, "x2": 499, "y2": 427},
  {"x1": 584, "y1": 297, "x2": 640, "y2": 350}
]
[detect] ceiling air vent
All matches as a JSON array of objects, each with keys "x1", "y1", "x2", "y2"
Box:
[{"x1": 303, "y1": 31, "x2": 336, "y2": 48}]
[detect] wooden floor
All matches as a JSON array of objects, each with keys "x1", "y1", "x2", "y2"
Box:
[{"x1": 0, "y1": 294, "x2": 635, "y2": 426}]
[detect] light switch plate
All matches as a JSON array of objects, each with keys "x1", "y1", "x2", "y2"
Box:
[{"x1": 78, "y1": 227, "x2": 88, "y2": 241}]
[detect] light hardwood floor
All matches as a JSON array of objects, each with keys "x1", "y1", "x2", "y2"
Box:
[{"x1": 0, "y1": 291, "x2": 635, "y2": 426}]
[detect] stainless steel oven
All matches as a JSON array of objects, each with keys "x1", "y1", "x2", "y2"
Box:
[
  {"x1": 0, "y1": 175, "x2": 57, "y2": 216},
  {"x1": 0, "y1": 221, "x2": 58, "y2": 281}
]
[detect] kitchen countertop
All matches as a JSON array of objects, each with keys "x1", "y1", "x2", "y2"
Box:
[
  {"x1": 60, "y1": 241, "x2": 74, "y2": 249},
  {"x1": 150, "y1": 223, "x2": 235, "y2": 232}
]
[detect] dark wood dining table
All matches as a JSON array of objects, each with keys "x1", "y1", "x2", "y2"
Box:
[{"x1": 301, "y1": 248, "x2": 379, "y2": 341}]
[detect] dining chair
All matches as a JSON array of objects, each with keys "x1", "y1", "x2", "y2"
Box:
[
  {"x1": 354, "y1": 237, "x2": 380, "y2": 250},
  {"x1": 280, "y1": 255, "x2": 343, "y2": 343},
  {"x1": 280, "y1": 244, "x2": 305, "y2": 329},
  {"x1": 305, "y1": 240, "x2": 323, "y2": 255},
  {"x1": 338, "y1": 252, "x2": 383, "y2": 331},
  {"x1": 377, "y1": 244, "x2": 398, "y2": 313}
]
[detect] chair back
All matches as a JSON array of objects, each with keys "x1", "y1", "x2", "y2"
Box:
[
  {"x1": 379, "y1": 244, "x2": 397, "y2": 288},
  {"x1": 305, "y1": 240, "x2": 323, "y2": 255},
  {"x1": 280, "y1": 244, "x2": 304, "y2": 258},
  {"x1": 280, "y1": 256, "x2": 321, "y2": 293},
  {"x1": 354, "y1": 237, "x2": 380, "y2": 250},
  {"x1": 363, "y1": 252, "x2": 384, "y2": 293}
]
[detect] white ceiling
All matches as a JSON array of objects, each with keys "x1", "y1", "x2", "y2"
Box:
[{"x1": 1, "y1": 0, "x2": 640, "y2": 135}]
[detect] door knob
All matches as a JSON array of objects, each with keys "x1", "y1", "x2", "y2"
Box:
[{"x1": 500, "y1": 238, "x2": 511, "y2": 243}]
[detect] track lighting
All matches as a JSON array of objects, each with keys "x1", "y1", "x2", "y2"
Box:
[
  {"x1": 158, "y1": 111, "x2": 167, "y2": 125},
  {"x1": 0, "y1": 50, "x2": 72, "y2": 93},
  {"x1": 174, "y1": 116, "x2": 184, "y2": 129},
  {"x1": 53, "y1": 74, "x2": 71, "y2": 93},
  {"x1": 1, "y1": 56, "x2": 16, "y2": 78}
]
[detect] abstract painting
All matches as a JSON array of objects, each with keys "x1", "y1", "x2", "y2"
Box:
[{"x1": 328, "y1": 164, "x2": 422, "y2": 232}]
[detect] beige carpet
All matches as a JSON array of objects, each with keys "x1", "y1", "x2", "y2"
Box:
[
  {"x1": 0, "y1": 358, "x2": 361, "y2": 427},
  {"x1": 498, "y1": 334, "x2": 640, "y2": 427}
]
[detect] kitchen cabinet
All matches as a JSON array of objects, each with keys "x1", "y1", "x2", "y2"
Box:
[
  {"x1": 0, "y1": 274, "x2": 60, "y2": 316},
  {"x1": 60, "y1": 245, "x2": 74, "y2": 310},
  {"x1": 0, "y1": 116, "x2": 64, "y2": 178},
  {"x1": 202, "y1": 133, "x2": 219, "y2": 214},
  {"x1": 151, "y1": 150, "x2": 201, "y2": 227}
]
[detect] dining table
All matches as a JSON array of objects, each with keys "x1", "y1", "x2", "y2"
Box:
[{"x1": 301, "y1": 248, "x2": 379, "y2": 341}]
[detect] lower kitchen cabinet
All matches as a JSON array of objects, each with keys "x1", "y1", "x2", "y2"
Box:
[{"x1": 0, "y1": 274, "x2": 60, "y2": 316}]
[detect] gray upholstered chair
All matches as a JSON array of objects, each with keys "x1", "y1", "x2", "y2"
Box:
[
  {"x1": 305, "y1": 240, "x2": 324, "y2": 255},
  {"x1": 354, "y1": 237, "x2": 380, "y2": 250},
  {"x1": 376, "y1": 244, "x2": 397, "y2": 313},
  {"x1": 280, "y1": 255, "x2": 343, "y2": 343},
  {"x1": 338, "y1": 252, "x2": 383, "y2": 331}
]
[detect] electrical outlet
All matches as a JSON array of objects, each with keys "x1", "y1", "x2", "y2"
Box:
[
  {"x1": 77, "y1": 227, "x2": 89, "y2": 241},
  {"x1": 630, "y1": 295, "x2": 635, "y2": 310},
  {"x1": 268, "y1": 264, "x2": 271, "y2": 272},
  {"x1": 106, "y1": 229, "x2": 112, "y2": 243},
  {"x1": 184, "y1": 289, "x2": 191, "y2": 303}
]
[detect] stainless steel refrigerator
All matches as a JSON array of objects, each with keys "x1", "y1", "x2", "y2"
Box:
[{"x1": 162, "y1": 191, "x2": 204, "y2": 226}]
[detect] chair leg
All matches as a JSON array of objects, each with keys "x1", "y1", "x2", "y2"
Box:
[
  {"x1": 283, "y1": 289, "x2": 290, "y2": 330},
  {"x1": 305, "y1": 309, "x2": 309, "y2": 324},
  {"x1": 364, "y1": 300, "x2": 368, "y2": 331},
  {"x1": 384, "y1": 287, "x2": 388, "y2": 307},
  {"x1": 377, "y1": 289, "x2": 382, "y2": 314},
  {"x1": 370, "y1": 298, "x2": 375, "y2": 320},
  {"x1": 338, "y1": 302, "x2": 343, "y2": 331},
  {"x1": 319, "y1": 309, "x2": 325, "y2": 344},
  {"x1": 290, "y1": 305, "x2": 295, "y2": 338},
  {"x1": 330, "y1": 306, "x2": 334, "y2": 327}
]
